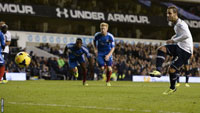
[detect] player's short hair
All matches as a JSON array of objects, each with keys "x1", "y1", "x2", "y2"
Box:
[
  {"x1": 0, "y1": 21, "x2": 5, "y2": 26},
  {"x1": 1, "y1": 24, "x2": 8, "y2": 30},
  {"x1": 100, "y1": 22, "x2": 109, "y2": 28},
  {"x1": 76, "y1": 38, "x2": 82, "y2": 43},
  {"x1": 1, "y1": 24, "x2": 8, "y2": 28},
  {"x1": 167, "y1": 6, "x2": 178, "y2": 14}
]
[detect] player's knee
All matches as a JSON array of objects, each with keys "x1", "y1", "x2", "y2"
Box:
[
  {"x1": 107, "y1": 66, "x2": 112, "y2": 72},
  {"x1": 169, "y1": 67, "x2": 176, "y2": 74},
  {"x1": 157, "y1": 46, "x2": 167, "y2": 53},
  {"x1": 185, "y1": 65, "x2": 189, "y2": 71},
  {"x1": 101, "y1": 66, "x2": 105, "y2": 71}
]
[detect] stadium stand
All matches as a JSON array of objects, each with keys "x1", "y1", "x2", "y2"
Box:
[
  {"x1": 5, "y1": 41, "x2": 199, "y2": 80},
  {"x1": 1, "y1": 0, "x2": 200, "y2": 41}
]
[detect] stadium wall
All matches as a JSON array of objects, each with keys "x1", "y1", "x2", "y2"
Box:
[
  {"x1": 10, "y1": 30, "x2": 200, "y2": 49},
  {"x1": 132, "y1": 76, "x2": 200, "y2": 83}
]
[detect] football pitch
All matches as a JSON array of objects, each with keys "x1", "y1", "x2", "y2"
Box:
[{"x1": 0, "y1": 80, "x2": 200, "y2": 113}]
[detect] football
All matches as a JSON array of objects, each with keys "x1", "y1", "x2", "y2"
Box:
[{"x1": 15, "y1": 52, "x2": 31, "y2": 68}]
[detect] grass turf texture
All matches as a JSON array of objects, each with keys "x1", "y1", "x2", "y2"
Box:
[{"x1": 0, "y1": 80, "x2": 200, "y2": 113}]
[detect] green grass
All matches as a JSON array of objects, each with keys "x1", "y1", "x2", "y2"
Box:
[{"x1": 0, "y1": 80, "x2": 200, "y2": 113}]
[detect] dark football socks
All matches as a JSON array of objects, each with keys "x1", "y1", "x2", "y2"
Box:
[
  {"x1": 106, "y1": 70, "x2": 112, "y2": 82},
  {"x1": 83, "y1": 71, "x2": 87, "y2": 83},
  {"x1": 186, "y1": 75, "x2": 189, "y2": 83},
  {"x1": 176, "y1": 74, "x2": 180, "y2": 83},
  {"x1": 185, "y1": 70, "x2": 190, "y2": 83},
  {"x1": 169, "y1": 72, "x2": 178, "y2": 89},
  {"x1": 156, "y1": 50, "x2": 166, "y2": 72}
]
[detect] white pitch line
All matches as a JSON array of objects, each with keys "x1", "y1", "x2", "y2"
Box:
[
  {"x1": 8, "y1": 102, "x2": 182, "y2": 113},
  {"x1": 87, "y1": 84, "x2": 166, "y2": 88}
]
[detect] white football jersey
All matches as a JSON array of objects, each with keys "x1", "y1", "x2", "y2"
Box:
[
  {"x1": 171, "y1": 18, "x2": 193, "y2": 54},
  {"x1": 2, "y1": 31, "x2": 11, "y2": 53}
]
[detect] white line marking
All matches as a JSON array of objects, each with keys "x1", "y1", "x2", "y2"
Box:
[{"x1": 8, "y1": 102, "x2": 182, "y2": 113}]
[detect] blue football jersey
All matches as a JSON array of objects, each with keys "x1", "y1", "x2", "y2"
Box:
[
  {"x1": 66, "y1": 43, "x2": 91, "y2": 59},
  {"x1": 94, "y1": 32, "x2": 115, "y2": 55},
  {"x1": 0, "y1": 32, "x2": 5, "y2": 52},
  {"x1": 0, "y1": 31, "x2": 5, "y2": 65}
]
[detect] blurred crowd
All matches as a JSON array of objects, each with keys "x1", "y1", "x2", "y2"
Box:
[
  {"x1": 6, "y1": 42, "x2": 200, "y2": 81},
  {"x1": 3, "y1": 0, "x2": 161, "y2": 15}
]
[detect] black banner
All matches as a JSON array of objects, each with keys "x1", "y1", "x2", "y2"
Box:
[{"x1": 0, "y1": 3, "x2": 199, "y2": 28}]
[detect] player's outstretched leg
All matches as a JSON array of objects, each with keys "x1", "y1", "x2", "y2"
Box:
[
  {"x1": 163, "y1": 88, "x2": 177, "y2": 95},
  {"x1": 149, "y1": 70, "x2": 161, "y2": 77},
  {"x1": 149, "y1": 48, "x2": 166, "y2": 77}
]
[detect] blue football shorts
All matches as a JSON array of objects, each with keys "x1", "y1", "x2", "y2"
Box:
[
  {"x1": 97, "y1": 55, "x2": 113, "y2": 67},
  {"x1": 69, "y1": 56, "x2": 85, "y2": 68}
]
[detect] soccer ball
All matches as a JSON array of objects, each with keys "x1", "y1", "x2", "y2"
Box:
[{"x1": 15, "y1": 52, "x2": 31, "y2": 68}]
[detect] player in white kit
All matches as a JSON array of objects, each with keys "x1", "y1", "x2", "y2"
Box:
[
  {"x1": 0, "y1": 21, "x2": 11, "y2": 84},
  {"x1": 149, "y1": 6, "x2": 193, "y2": 95}
]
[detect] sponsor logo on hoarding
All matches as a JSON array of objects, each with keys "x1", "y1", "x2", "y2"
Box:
[{"x1": 0, "y1": 3, "x2": 35, "y2": 14}]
